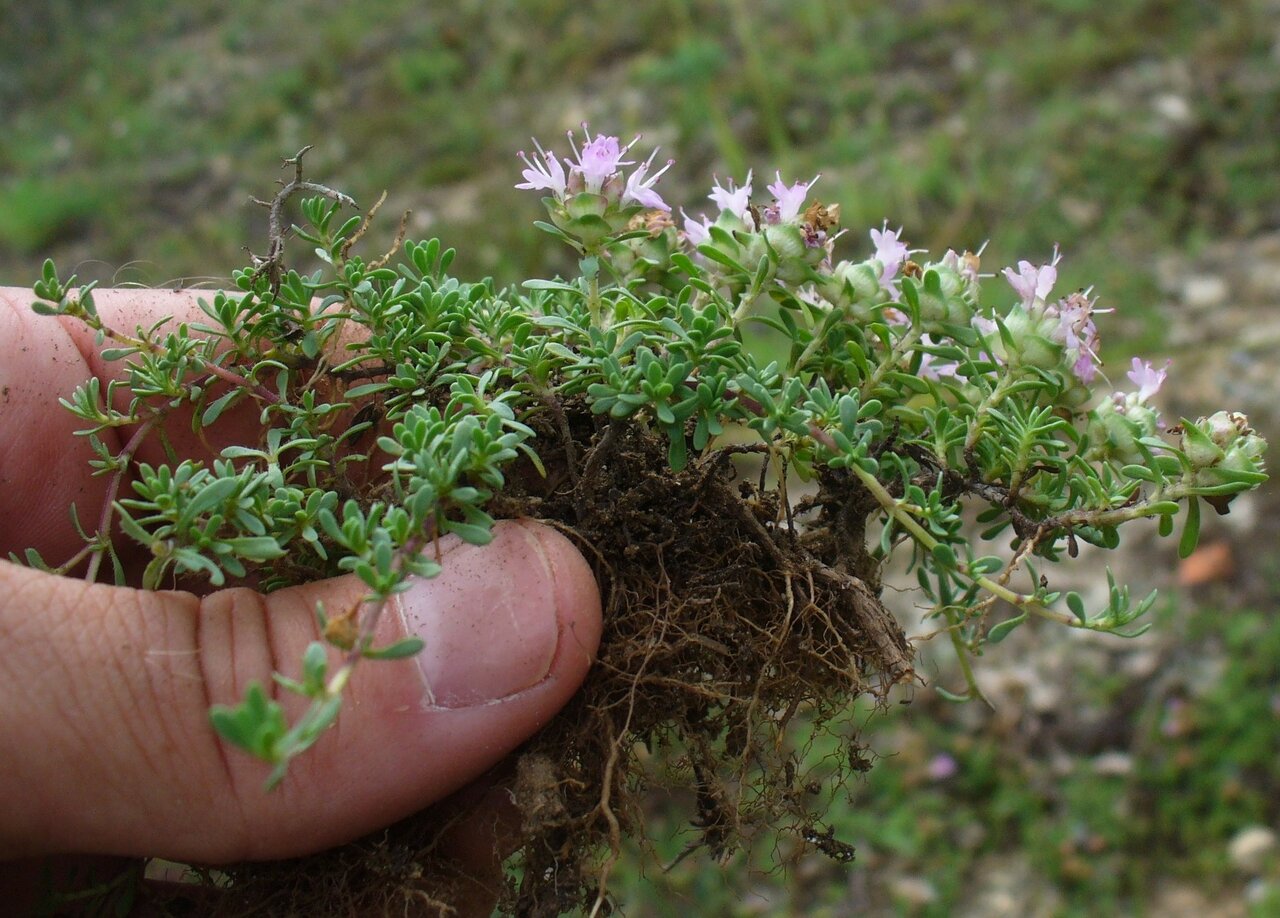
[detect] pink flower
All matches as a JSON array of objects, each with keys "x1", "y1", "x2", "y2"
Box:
[
  {"x1": 623, "y1": 148, "x2": 674, "y2": 211},
  {"x1": 681, "y1": 209, "x2": 713, "y2": 247},
  {"x1": 870, "y1": 221, "x2": 910, "y2": 285},
  {"x1": 569, "y1": 128, "x2": 632, "y2": 194},
  {"x1": 941, "y1": 242, "x2": 987, "y2": 287},
  {"x1": 515, "y1": 140, "x2": 568, "y2": 197},
  {"x1": 1126, "y1": 357, "x2": 1169, "y2": 402},
  {"x1": 1003, "y1": 245, "x2": 1061, "y2": 306},
  {"x1": 708, "y1": 170, "x2": 754, "y2": 222},
  {"x1": 919, "y1": 335, "x2": 961, "y2": 380},
  {"x1": 971, "y1": 315, "x2": 1004, "y2": 365},
  {"x1": 764, "y1": 171, "x2": 819, "y2": 223},
  {"x1": 1048, "y1": 290, "x2": 1107, "y2": 383},
  {"x1": 518, "y1": 125, "x2": 675, "y2": 216}
]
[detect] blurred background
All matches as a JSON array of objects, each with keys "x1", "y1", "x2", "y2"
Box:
[{"x1": 3, "y1": 0, "x2": 1279, "y2": 914}]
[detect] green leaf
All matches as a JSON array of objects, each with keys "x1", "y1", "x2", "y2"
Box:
[
  {"x1": 301, "y1": 641, "x2": 329, "y2": 693},
  {"x1": 667, "y1": 431, "x2": 688, "y2": 471},
  {"x1": 1120, "y1": 464, "x2": 1157, "y2": 483},
  {"x1": 523, "y1": 278, "x2": 582, "y2": 294},
  {"x1": 201, "y1": 389, "x2": 242, "y2": 427},
  {"x1": 696, "y1": 243, "x2": 748, "y2": 274},
  {"x1": 362, "y1": 636, "x2": 426, "y2": 660},
  {"x1": 1179, "y1": 496, "x2": 1201, "y2": 559},
  {"x1": 930, "y1": 543, "x2": 957, "y2": 569},
  {"x1": 899, "y1": 277, "x2": 920, "y2": 314},
  {"x1": 226, "y1": 536, "x2": 287, "y2": 562},
  {"x1": 443, "y1": 520, "x2": 494, "y2": 545},
  {"x1": 209, "y1": 682, "x2": 286, "y2": 760},
  {"x1": 751, "y1": 254, "x2": 771, "y2": 293},
  {"x1": 345, "y1": 382, "x2": 390, "y2": 398},
  {"x1": 1066, "y1": 591, "x2": 1087, "y2": 622},
  {"x1": 987, "y1": 610, "x2": 1027, "y2": 644},
  {"x1": 969, "y1": 555, "x2": 1003, "y2": 576},
  {"x1": 100, "y1": 347, "x2": 140, "y2": 362}
]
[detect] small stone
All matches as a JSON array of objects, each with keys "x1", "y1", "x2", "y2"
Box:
[
  {"x1": 1182, "y1": 274, "x2": 1229, "y2": 310},
  {"x1": 1228, "y1": 825, "x2": 1278, "y2": 873},
  {"x1": 1152, "y1": 93, "x2": 1194, "y2": 126},
  {"x1": 1091, "y1": 751, "x2": 1134, "y2": 777},
  {"x1": 1244, "y1": 878, "x2": 1274, "y2": 906},
  {"x1": 888, "y1": 875, "x2": 938, "y2": 908}
]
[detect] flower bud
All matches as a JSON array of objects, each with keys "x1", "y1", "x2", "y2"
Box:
[
  {"x1": 1000, "y1": 306, "x2": 1063, "y2": 371},
  {"x1": 1088, "y1": 395, "x2": 1161, "y2": 465},
  {"x1": 763, "y1": 222, "x2": 805, "y2": 260},
  {"x1": 1179, "y1": 410, "x2": 1257, "y2": 469},
  {"x1": 1208, "y1": 410, "x2": 1249, "y2": 448},
  {"x1": 816, "y1": 259, "x2": 886, "y2": 320}
]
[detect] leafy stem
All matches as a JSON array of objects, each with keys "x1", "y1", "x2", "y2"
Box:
[{"x1": 85, "y1": 414, "x2": 159, "y2": 582}]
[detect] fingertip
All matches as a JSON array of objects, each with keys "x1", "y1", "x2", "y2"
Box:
[{"x1": 514, "y1": 518, "x2": 602, "y2": 679}]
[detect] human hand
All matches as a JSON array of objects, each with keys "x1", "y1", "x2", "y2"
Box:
[{"x1": 0, "y1": 287, "x2": 602, "y2": 907}]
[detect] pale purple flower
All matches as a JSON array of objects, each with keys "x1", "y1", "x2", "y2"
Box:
[
  {"x1": 1126, "y1": 357, "x2": 1169, "y2": 402},
  {"x1": 708, "y1": 170, "x2": 754, "y2": 222},
  {"x1": 569, "y1": 128, "x2": 632, "y2": 194},
  {"x1": 795, "y1": 285, "x2": 830, "y2": 309},
  {"x1": 681, "y1": 209, "x2": 713, "y2": 247},
  {"x1": 871, "y1": 221, "x2": 910, "y2": 285},
  {"x1": 515, "y1": 140, "x2": 568, "y2": 197},
  {"x1": 1112, "y1": 357, "x2": 1170, "y2": 428},
  {"x1": 941, "y1": 241, "x2": 987, "y2": 287},
  {"x1": 926, "y1": 753, "x2": 959, "y2": 781},
  {"x1": 1003, "y1": 245, "x2": 1061, "y2": 306},
  {"x1": 764, "y1": 171, "x2": 819, "y2": 223},
  {"x1": 1048, "y1": 290, "x2": 1108, "y2": 383},
  {"x1": 971, "y1": 315, "x2": 1004, "y2": 365},
  {"x1": 918, "y1": 334, "x2": 961, "y2": 381},
  {"x1": 623, "y1": 148, "x2": 674, "y2": 211}
]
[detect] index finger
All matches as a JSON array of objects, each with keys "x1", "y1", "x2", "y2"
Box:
[{"x1": 0, "y1": 286, "x2": 266, "y2": 566}]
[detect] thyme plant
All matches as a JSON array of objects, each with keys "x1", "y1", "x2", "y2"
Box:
[{"x1": 21, "y1": 134, "x2": 1267, "y2": 906}]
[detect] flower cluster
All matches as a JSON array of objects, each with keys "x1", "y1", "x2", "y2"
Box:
[
  {"x1": 1087, "y1": 357, "x2": 1170, "y2": 464},
  {"x1": 517, "y1": 126, "x2": 673, "y2": 248},
  {"x1": 517, "y1": 125, "x2": 1267, "y2": 510}
]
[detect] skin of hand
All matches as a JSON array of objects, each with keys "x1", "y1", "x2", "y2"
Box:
[{"x1": 0, "y1": 287, "x2": 602, "y2": 907}]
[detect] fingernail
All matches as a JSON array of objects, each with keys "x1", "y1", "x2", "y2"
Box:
[{"x1": 394, "y1": 523, "x2": 561, "y2": 708}]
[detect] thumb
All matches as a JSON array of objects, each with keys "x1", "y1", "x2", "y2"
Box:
[{"x1": 0, "y1": 519, "x2": 601, "y2": 863}]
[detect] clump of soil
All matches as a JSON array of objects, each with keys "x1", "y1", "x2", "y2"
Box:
[{"x1": 193, "y1": 400, "x2": 915, "y2": 916}]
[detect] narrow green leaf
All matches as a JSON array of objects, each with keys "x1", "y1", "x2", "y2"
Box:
[
  {"x1": 696, "y1": 243, "x2": 748, "y2": 274},
  {"x1": 931, "y1": 543, "x2": 957, "y2": 569},
  {"x1": 362, "y1": 636, "x2": 426, "y2": 660},
  {"x1": 1120, "y1": 464, "x2": 1157, "y2": 483},
  {"x1": 201, "y1": 389, "x2": 241, "y2": 427},
  {"x1": 1179, "y1": 496, "x2": 1201, "y2": 559},
  {"x1": 987, "y1": 611, "x2": 1027, "y2": 644},
  {"x1": 345, "y1": 382, "x2": 390, "y2": 398}
]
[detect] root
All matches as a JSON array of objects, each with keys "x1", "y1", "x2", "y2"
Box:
[{"x1": 203, "y1": 409, "x2": 918, "y2": 916}]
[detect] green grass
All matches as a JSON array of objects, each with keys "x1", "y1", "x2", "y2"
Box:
[{"x1": 3, "y1": 0, "x2": 1276, "y2": 321}]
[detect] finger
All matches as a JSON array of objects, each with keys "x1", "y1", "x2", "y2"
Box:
[
  {"x1": 0, "y1": 519, "x2": 602, "y2": 863},
  {"x1": 0, "y1": 286, "x2": 267, "y2": 564}
]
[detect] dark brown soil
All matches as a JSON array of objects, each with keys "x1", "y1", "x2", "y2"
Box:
[{"x1": 185, "y1": 401, "x2": 916, "y2": 916}]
